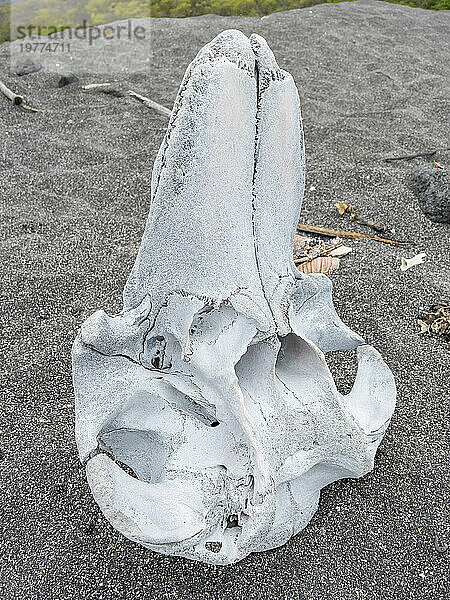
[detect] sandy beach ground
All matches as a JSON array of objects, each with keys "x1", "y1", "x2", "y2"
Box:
[{"x1": 0, "y1": 1, "x2": 449, "y2": 598}]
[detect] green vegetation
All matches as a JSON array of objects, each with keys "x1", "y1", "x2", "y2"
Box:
[
  {"x1": 1, "y1": 0, "x2": 449, "y2": 44},
  {"x1": 150, "y1": 0, "x2": 449, "y2": 17}
]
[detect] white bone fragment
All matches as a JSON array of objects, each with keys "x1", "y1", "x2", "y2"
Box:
[
  {"x1": 73, "y1": 30, "x2": 396, "y2": 565},
  {"x1": 400, "y1": 252, "x2": 426, "y2": 271},
  {"x1": 82, "y1": 82, "x2": 112, "y2": 90},
  {"x1": 329, "y1": 245, "x2": 352, "y2": 257}
]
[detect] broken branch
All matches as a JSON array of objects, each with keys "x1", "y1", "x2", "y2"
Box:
[
  {"x1": 384, "y1": 149, "x2": 450, "y2": 162},
  {"x1": 82, "y1": 83, "x2": 113, "y2": 90},
  {"x1": 297, "y1": 223, "x2": 412, "y2": 246},
  {"x1": 20, "y1": 103, "x2": 45, "y2": 113},
  {"x1": 335, "y1": 201, "x2": 392, "y2": 233},
  {"x1": 0, "y1": 81, "x2": 42, "y2": 112},
  {"x1": 0, "y1": 80, "x2": 23, "y2": 105},
  {"x1": 352, "y1": 214, "x2": 391, "y2": 233},
  {"x1": 128, "y1": 91, "x2": 172, "y2": 117}
]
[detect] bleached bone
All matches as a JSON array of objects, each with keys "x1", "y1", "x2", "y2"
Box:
[
  {"x1": 400, "y1": 252, "x2": 426, "y2": 272},
  {"x1": 72, "y1": 30, "x2": 396, "y2": 565}
]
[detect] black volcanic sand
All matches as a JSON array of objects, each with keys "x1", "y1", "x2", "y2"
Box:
[{"x1": 0, "y1": 1, "x2": 449, "y2": 598}]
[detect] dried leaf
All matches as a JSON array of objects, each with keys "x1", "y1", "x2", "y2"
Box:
[
  {"x1": 417, "y1": 319, "x2": 430, "y2": 334},
  {"x1": 418, "y1": 303, "x2": 450, "y2": 339},
  {"x1": 297, "y1": 256, "x2": 340, "y2": 275},
  {"x1": 293, "y1": 234, "x2": 342, "y2": 260},
  {"x1": 335, "y1": 201, "x2": 351, "y2": 216},
  {"x1": 293, "y1": 235, "x2": 311, "y2": 254}
]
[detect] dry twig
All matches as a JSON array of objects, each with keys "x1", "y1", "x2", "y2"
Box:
[
  {"x1": 0, "y1": 80, "x2": 43, "y2": 112},
  {"x1": 335, "y1": 201, "x2": 391, "y2": 233},
  {"x1": 297, "y1": 223, "x2": 412, "y2": 246},
  {"x1": 82, "y1": 83, "x2": 113, "y2": 90},
  {"x1": 128, "y1": 91, "x2": 172, "y2": 117},
  {"x1": 0, "y1": 80, "x2": 23, "y2": 105},
  {"x1": 384, "y1": 149, "x2": 450, "y2": 162},
  {"x1": 21, "y1": 103, "x2": 45, "y2": 113}
]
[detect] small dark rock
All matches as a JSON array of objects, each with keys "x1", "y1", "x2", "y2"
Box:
[
  {"x1": 15, "y1": 56, "x2": 43, "y2": 76},
  {"x1": 412, "y1": 165, "x2": 450, "y2": 224},
  {"x1": 434, "y1": 533, "x2": 448, "y2": 553},
  {"x1": 58, "y1": 72, "x2": 79, "y2": 87}
]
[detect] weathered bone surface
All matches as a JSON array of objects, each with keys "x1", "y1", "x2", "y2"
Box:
[{"x1": 72, "y1": 30, "x2": 396, "y2": 565}]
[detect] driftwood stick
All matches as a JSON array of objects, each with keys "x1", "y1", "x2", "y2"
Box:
[
  {"x1": 384, "y1": 149, "x2": 450, "y2": 162},
  {"x1": 82, "y1": 83, "x2": 113, "y2": 91},
  {"x1": 297, "y1": 223, "x2": 412, "y2": 246},
  {"x1": 0, "y1": 81, "x2": 23, "y2": 105},
  {"x1": 20, "y1": 103, "x2": 45, "y2": 113},
  {"x1": 128, "y1": 91, "x2": 172, "y2": 117},
  {"x1": 336, "y1": 202, "x2": 392, "y2": 233},
  {"x1": 351, "y1": 214, "x2": 391, "y2": 233}
]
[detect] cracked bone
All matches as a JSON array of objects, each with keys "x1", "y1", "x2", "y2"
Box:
[{"x1": 72, "y1": 30, "x2": 396, "y2": 565}]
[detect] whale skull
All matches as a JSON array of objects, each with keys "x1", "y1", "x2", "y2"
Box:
[{"x1": 72, "y1": 30, "x2": 396, "y2": 565}]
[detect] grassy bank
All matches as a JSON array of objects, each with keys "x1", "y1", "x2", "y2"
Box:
[{"x1": 1, "y1": 0, "x2": 449, "y2": 44}]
